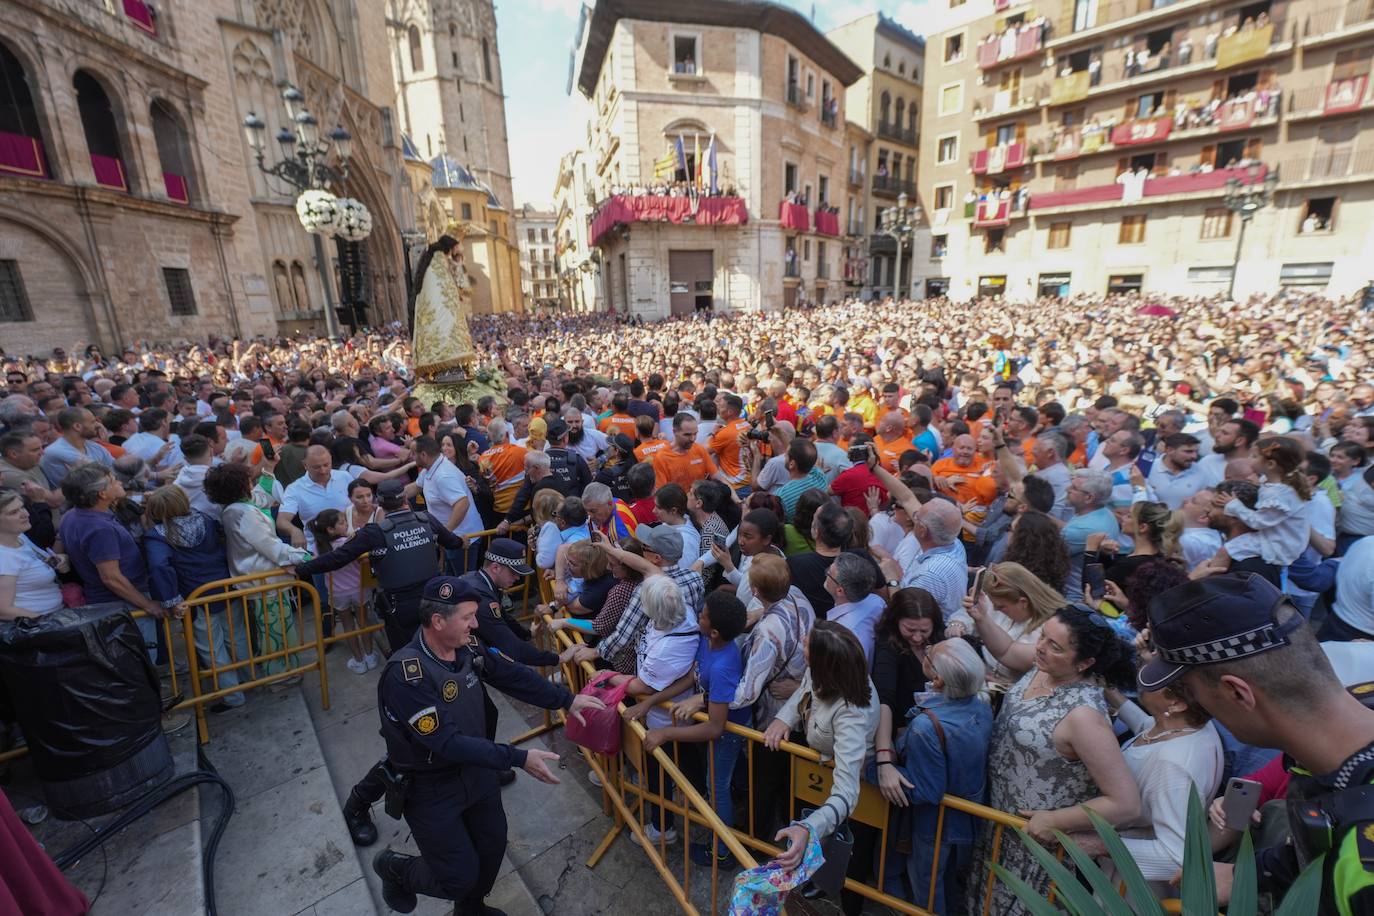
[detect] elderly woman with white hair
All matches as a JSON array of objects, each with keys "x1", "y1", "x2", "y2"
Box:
[
  {"x1": 892, "y1": 638, "x2": 994, "y2": 914},
  {"x1": 603, "y1": 574, "x2": 701, "y2": 844}
]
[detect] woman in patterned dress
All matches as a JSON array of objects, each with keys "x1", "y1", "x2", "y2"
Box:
[{"x1": 970, "y1": 604, "x2": 1141, "y2": 916}]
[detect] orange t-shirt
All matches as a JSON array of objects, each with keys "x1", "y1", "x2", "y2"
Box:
[
  {"x1": 874, "y1": 434, "x2": 911, "y2": 473},
  {"x1": 708, "y1": 418, "x2": 752, "y2": 487},
  {"x1": 634, "y1": 439, "x2": 670, "y2": 463},
  {"x1": 877, "y1": 405, "x2": 910, "y2": 428},
  {"x1": 598, "y1": 413, "x2": 636, "y2": 439},
  {"x1": 95, "y1": 440, "x2": 125, "y2": 459},
  {"x1": 652, "y1": 444, "x2": 716, "y2": 491},
  {"x1": 930, "y1": 456, "x2": 996, "y2": 506},
  {"x1": 1068, "y1": 443, "x2": 1087, "y2": 468},
  {"x1": 406, "y1": 417, "x2": 421, "y2": 437},
  {"x1": 481, "y1": 442, "x2": 527, "y2": 512},
  {"x1": 1022, "y1": 437, "x2": 1036, "y2": 467}
]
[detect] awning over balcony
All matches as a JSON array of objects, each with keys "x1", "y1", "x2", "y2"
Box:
[
  {"x1": 590, "y1": 194, "x2": 748, "y2": 245},
  {"x1": 1029, "y1": 164, "x2": 1269, "y2": 210},
  {"x1": 0, "y1": 131, "x2": 48, "y2": 179},
  {"x1": 779, "y1": 200, "x2": 810, "y2": 232},
  {"x1": 1109, "y1": 117, "x2": 1173, "y2": 146},
  {"x1": 971, "y1": 142, "x2": 1028, "y2": 174},
  {"x1": 1324, "y1": 75, "x2": 1367, "y2": 115}
]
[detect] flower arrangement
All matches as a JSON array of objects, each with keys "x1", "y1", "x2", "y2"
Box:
[
  {"x1": 335, "y1": 198, "x2": 373, "y2": 241},
  {"x1": 295, "y1": 190, "x2": 342, "y2": 235}
]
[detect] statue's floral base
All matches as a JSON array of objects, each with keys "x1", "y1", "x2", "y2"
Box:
[{"x1": 413, "y1": 376, "x2": 509, "y2": 410}]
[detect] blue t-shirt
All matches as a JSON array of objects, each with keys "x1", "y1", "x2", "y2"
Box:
[
  {"x1": 696, "y1": 639, "x2": 750, "y2": 725},
  {"x1": 58, "y1": 508, "x2": 148, "y2": 605}
]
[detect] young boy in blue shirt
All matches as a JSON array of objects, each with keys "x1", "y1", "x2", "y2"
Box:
[{"x1": 624, "y1": 590, "x2": 749, "y2": 867}]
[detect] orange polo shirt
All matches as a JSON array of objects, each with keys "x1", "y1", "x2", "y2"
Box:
[
  {"x1": 480, "y1": 442, "x2": 527, "y2": 512},
  {"x1": 652, "y1": 444, "x2": 716, "y2": 492},
  {"x1": 634, "y1": 439, "x2": 670, "y2": 463},
  {"x1": 931, "y1": 456, "x2": 996, "y2": 504},
  {"x1": 598, "y1": 413, "x2": 637, "y2": 439}
]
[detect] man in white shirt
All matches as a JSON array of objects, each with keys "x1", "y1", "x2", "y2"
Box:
[
  {"x1": 121, "y1": 408, "x2": 183, "y2": 476},
  {"x1": 1325, "y1": 535, "x2": 1374, "y2": 640},
  {"x1": 173, "y1": 434, "x2": 219, "y2": 520},
  {"x1": 824, "y1": 552, "x2": 886, "y2": 667},
  {"x1": 1146, "y1": 433, "x2": 1208, "y2": 510},
  {"x1": 277, "y1": 445, "x2": 360, "y2": 554},
  {"x1": 1177, "y1": 489, "x2": 1223, "y2": 571},
  {"x1": 410, "y1": 434, "x2": 485, "y2": 573},
  {"x1": 562, "y1": 408, "x2": 606, "y2": 465},
  {"x1": 1198, "y1": 418, "x2": 1258, "y2": 487}
]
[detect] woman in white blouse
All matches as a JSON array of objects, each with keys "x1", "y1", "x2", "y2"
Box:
[
  {"x1": 763, "y1": 620, "x2": 879, "y2": 914},
  {"x1": 0, "y1": 490, "x2": 65, "y2": 618},
  {"x1": 1086, "y1": 679, "x2": 1224, "y2": 897}
]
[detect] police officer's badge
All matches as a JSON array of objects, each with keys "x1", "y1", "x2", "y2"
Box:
[
  {"x1": 442, "y1": 680, "x2": 459, "y2": 702},
  {"x1": 402, "y1": 658, "x2": 423, "y2": 683},
  {"x1": 408, "y1": 706, "x2": 439, "y2": 735},
  {"x1": 489, "y1": 600, "x2": 502, "y2": 619},
  {"x1": 438, "y1": 582, "x2": 454, "y2": 600}
]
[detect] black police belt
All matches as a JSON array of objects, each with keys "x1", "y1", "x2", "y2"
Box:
[{"x1": 1289, "y1": 748, "x2": 1374, "y2": 871}]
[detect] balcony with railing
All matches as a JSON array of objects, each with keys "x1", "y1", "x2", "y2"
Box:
[
  {"x1": 970, "y1": 142, "x2": 1029, "y2": 175},
  {"x1": 1276, "y1": 146, "x2": 1374, "y2": 184},
  {"x1": 1287, "y1": 76, "x2": 1373, "y2": 121},
  {"x1": 973, "y1": 90, "x2": 1043, "y2": 121},
  {"x1": 977, "y1": 20, "x2": 1047, "y2": 69},
  {"x1": 968, "y1": 192, "x2": 1029, "y2": 226},
  {"x1": 1036, "y1": 95, "x2": 1280, "y2": 162},
  {"x1": 1028, "y1": 162, "x2": 1271, "y2": 212},
  {"x1": 820, "y1": 98, "x2": 839, "y2": 128},
  {"x1": 818, "y1": 261, "x2": 831, "y2": 279},
  {"x1": 876, "y1": 121, "x2": 918, "y2": 144},
  {"x1": 871, "y1": 174, "x2": 917, "y2": 197},
  {"x1": 1299, "y1": 0, "x2": 1374, "y2": 44},
  {"x1": 784, "y1": 256, "x2": 801, "y2": 278},
  {"x1": 848, "y1": 167, "x2": 865, "y2": 187},
  {"x1": 786, "y1": 83, "x2": 809, "y2": 112},
  {"x1": 846, "y1": 219, "x2": 866, "y2": 236},
  {"x1": 1048, "y1": 0, "x2": 1212, "y2": 50}
]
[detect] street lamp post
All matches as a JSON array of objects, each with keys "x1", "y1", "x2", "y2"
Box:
[
  {"x1": 878, "y1": 192, "x2": 922, "y2": 300},
  {"x1": 242, "y1": 87, "x2": 354, "y2": 339},
  {"x1": 1222, "y1": 163, "x2": 1279, "y2": 301}
]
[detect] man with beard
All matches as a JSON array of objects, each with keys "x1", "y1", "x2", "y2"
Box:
[
  {"x1": 1146, "y1": 432, "x2": 1207, "y2": 510},
  {"x1": 561, "y1": 406, "x2": 606, "y2": 466},
  {"x1": 1198, "y1": 418, "x2": 1259, "y2": 486},
  {"x1": 1197, "y1": 479, "x2": 1281, "y2": 586}
]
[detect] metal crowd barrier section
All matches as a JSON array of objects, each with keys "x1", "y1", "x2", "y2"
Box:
[
  {"x1": 182, "y1": 571, "x2": 327, "y2": 744},
  {"x1": 544, "y1": 615, "x2": 1190, "y2": 916}
]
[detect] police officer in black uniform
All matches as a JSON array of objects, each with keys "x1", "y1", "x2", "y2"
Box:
[
  {"x1": 1141, "y1": 574, "x2": 1374, "y2": 915},
  {"x1": 460, "y1": 538, "x2": 559, "y2": 668},
  {"x1": 371, "y1": 577, "x2": 604, "y2": 915},
  {"x1": 541, "y1": 419, "x2": 592, "y2": 496},
  {"x1": 293, "y1": 479, "x2": 465, "y2": 651}
]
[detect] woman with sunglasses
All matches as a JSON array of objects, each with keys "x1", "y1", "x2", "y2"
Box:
[{"x1": 969, "y1": 604, "x2": 1140, "y2": 916}]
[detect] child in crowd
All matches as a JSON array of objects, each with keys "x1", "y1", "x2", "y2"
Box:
[
  {"x1": 308, "y1": 510, "x2": 378, "y2": 674},
  {"x1": 626, "y1": 591, "x2": 750, "y2": 868},
  {"x1": 1218, "y1": 437, "x2": 1312, "y2": 569}
]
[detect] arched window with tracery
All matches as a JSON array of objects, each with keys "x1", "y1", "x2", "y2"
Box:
[
  {"x1": 0, "y1": 42, "x2": 50, "y2": 179},
  {"x1": 74, "y1": 70, "x2": 127, "y2": 191},
  {"x1": 151, "y1": 100, "x2": 192, "y2": 203},
  {"x1": 879, "y1": 91, "x2": 891, "y2": 130}
]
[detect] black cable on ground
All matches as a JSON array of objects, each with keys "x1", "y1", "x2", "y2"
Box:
[{"x1": 51, "y1": 758, "x2": 235, "y2": 916}]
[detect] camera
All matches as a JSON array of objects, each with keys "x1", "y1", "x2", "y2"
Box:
[
  {"x1": 847, "y1": 444, "x2": 870, "y2": 463},
  {"x1": 746, "y1": 426, "x2": 771, "y2": 442}
]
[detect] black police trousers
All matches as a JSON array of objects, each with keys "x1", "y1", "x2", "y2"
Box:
[
  {"x1": 400, "y1": 776, "x2": 507, "y2": 904},
  {"x1": 380, "y1": 586, "x2": 424, "y2": 655}
]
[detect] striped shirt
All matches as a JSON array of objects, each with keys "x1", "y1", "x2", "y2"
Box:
[
  {"x1": 597, "y1": 563, "x2": 705, "y2": 663},
  {"x1": 901, "y1": 540, "x2": 968, "y2": 622},
  {"x1": 775, "y1": 468, "x2": 829, "y2": 522}
]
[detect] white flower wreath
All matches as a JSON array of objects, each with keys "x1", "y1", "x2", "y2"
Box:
[
  {"x1": 295, "y1": 190, "x2": 342, "y2": 236},
  {"x1": 335, "y1": 198, "x2": 374, "y2": 241}
]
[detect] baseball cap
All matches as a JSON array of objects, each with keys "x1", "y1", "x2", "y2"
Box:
[
  {"x1": 422, "y1": 576, "x2": 481, "y2": 606},
  {"x1": 610, "y1": 433, "x2": 635, "y2": 456},
  {"x1": 545, "y1": 418, "x2": 568, "y2": 440},
  {"x1": 1139, "y1": 573, "x2": 1303, "y2": 691},
  {"x1": 638, "y1": 525, "x2": 684, "y2": 564},
  {"x1": 484, "y1": 537, "x2": 535, "y2": 576}
]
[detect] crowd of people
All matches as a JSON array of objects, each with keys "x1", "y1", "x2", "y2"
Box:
[{"x1": 2, "y1": 288, "x2": 1374, "y2": 914}]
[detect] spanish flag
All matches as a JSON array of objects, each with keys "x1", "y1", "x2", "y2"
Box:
[{"x1": 653, "y1": 146, "x2": 677, "y2": 179}]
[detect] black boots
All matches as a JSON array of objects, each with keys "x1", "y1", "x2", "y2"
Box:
[
  {"x1": 343, "y1": 790, "x2": 378, "y2": 846},
  {"x1": 372, "y1": 850, "x2": 418, "y2": 913}
]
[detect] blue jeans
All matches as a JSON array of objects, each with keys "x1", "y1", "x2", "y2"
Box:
[
  {"x1": 445, "y1": 545, "x2": 481, "y2": 576},
  {"x1": 907, "y1": 839, "x2": 972, "y2": 915},
  {"x1": 707, "y1": 732, "x2": 744, "y2": 853}
]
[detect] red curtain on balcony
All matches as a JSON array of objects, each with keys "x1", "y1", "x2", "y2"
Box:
[
  {"x1": 163, "y1": 172, "x2": 189, "y2": 203},
  {"x1": 1109, "y1": 117, "x2": 1172, "y2": 146},
  {"x1": 1325, "y1": 76, "x2": 1368, "y2": 115},
  {"x1": 0, "y1": 131, "x2": 47, "y2": 178},
  {"x1": 123, "y1": 0, "x2": 156, "y2": 33},
  {"x1": 973, "y1": 197, "x2": 1011, "y2": 226},
  {"x1": 90, "y1": 154, "x2": 127, "y2": 191},
  {"x1": 779, "y1": 201, "x2": 810, "y2": 232},
  {"x1": 970, "y1": 148, "x2": 990, "y2": 174},
  {"x1": 589, "y1": 194, "x2": 748, "y2": 245},
  {"x1": 814, "y1": 209, "x2": 840, "y2": 236},
  {"x1": 1029, "y1": 165, "x2": 1268, "y2": 210},
  {"x1": 1003, "y1": 142, "x2": 1027, "y2": 170},
  {"x1": 1015, "y1": 28, "x2": 1041, "y2": 59},
  {"x1": 978, "y1": 38, "x2": 999, "y2": 69}
]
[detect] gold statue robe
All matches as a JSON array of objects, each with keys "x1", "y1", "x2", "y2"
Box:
[{"x1": 413, "y1": 250, "x2": 476, "y2": 381}]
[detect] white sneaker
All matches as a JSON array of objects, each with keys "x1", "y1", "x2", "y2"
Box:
[
  {"x1": 588, "y1": 769, "x2": 603, "y2": 788},
  {"x1": 634, "y1": 822, "x2": 678, "y2": 845},
  {"x1": 363, "y1": 652, "x2": 381, "y2": 671},
  {"x1": 346, "y1": 657, "x2": 368, "y2": 675}
]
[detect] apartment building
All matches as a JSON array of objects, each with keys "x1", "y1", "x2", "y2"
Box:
[
  {"x1": 827, "y1": 14, "x2": 926, "y2": 298},
  {"x1": 515, "y1": 205, "x2": 560, "y2": 310},
  {"x1": 916, "y1": 0, "x2": 1374, "y2": 299},
  {"x1": 569, "y1": 0, "x2": 863, "y2": 317},
  {"x1": 553, "y1": 147, "x2": 602, "y2": 312}
]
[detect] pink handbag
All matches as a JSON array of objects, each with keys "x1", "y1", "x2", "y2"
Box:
[{"x1": 563, "y1": 670, "x2": 632, "y2": 756}]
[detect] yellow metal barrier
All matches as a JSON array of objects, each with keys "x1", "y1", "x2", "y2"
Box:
[{"x1": 182, "y1": 570, "x2": 328, "y2": 744}]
